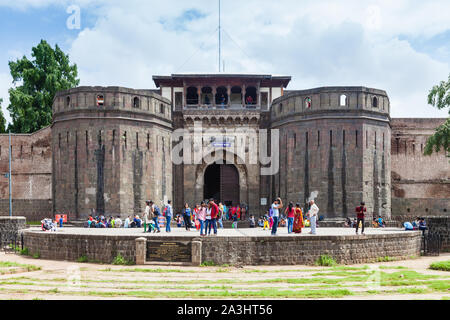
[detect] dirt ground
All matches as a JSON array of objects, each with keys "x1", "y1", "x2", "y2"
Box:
[{"x1": 0, "y1": 252, "x2": 449, "y2": 300}]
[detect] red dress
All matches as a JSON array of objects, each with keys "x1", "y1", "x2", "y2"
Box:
[{"x1": 293, "y1": 208, "x2": 304, "y2": 233}]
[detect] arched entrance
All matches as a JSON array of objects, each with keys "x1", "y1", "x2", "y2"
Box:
[{"x1": 204, "y1": 164, "x2": 240, "y2": 206}]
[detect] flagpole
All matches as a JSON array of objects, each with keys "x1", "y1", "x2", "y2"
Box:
[{"x1": 219, "y1": 0, "x2": 221, "y2": 73}]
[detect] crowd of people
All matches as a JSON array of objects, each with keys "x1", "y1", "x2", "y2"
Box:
[{"x1": 79, "y1": 197, "x2": 429, "y2": 237}]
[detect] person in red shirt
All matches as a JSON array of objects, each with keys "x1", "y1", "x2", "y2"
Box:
[
  {"x1": 209, "y1": 199, "x2": 219, "y2": 236},
  {"x1": 355, "y1": 202, "x2": 367, "y2": 235},
  {"x1": 284, "y1": 202, "x2": 296, "y2": 234}
]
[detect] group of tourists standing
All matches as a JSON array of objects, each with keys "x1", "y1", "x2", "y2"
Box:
[
  {"x1": 143, "y1": 200, "x2": 173, "y2": 233},
  {"x1": 270, "y1": 198, "x2": 320, "y2": 236}
]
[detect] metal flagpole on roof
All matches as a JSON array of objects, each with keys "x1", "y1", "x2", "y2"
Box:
[
  {"x1": 219, "y1": 0, "x2": 221, "y2": 72},
  {"x1": 8, "y1": 131, "x2": 12, "y2": 217}
]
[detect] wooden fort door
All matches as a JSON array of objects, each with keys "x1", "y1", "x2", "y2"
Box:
[
  {"x1": 220, "y1": 165, "x2": 240, "y2": 206},
  {"x1": 204, "y1": 164, "x2": 240, "y2": 206}
]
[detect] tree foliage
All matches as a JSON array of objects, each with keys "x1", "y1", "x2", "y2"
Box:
[
  {"x1": 425, "y1": 74, "x2": 450, "y2": 157},
  {"x1": 0, "y1": 98, "x2": 6, "y2": 133},
  {"x1": 7, "y1": 40, "x2": 79, "y2": 133}
]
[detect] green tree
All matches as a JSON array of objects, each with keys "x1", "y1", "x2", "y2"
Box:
[
  {"x1": 425, "y1": 74, "x2": 450, "y2": 157},
  {"x1": 0, "y1": 98, "x2": 6, "y2": 133},
  {"x1": 7, "y1": 40, "x2": 79, "y2": 133}
]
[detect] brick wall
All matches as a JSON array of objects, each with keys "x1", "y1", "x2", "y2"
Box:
[
  {"x1": 0, "y1": 128, "x2": 52, "y2": 220},
  {"x1": 391, "y1": 118, "x2": 449, "y2": 217}
]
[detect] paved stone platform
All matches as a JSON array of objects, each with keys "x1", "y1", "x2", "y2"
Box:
[
  {"x1": 21, "y1": 226, "x2": 422, "y2": 266},
  {"x1": 25, "y1": 226, "x2": 408, "y2": 238}
]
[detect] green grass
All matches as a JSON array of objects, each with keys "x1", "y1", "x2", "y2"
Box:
[
  {"x1": 112, "y1": 254, "x2": 135, "y2": 266},
  {"x1": 426, "y1": 280, "x2": 450, "y2": 292},
  {"x1": 83, "y1": 288, "x2": 353, "y2": 299},
  {"x1": 376, "y1": 256, "x2": 396, "y2": 262},
  {"x1": 379, "y1": 266, "x2": 409, "y2": 270},
  {"x1": 315, "y1": 255, "x2": 337, "y2": 267},
  {"x1": 396, "y1": 287, "x2": 428, "y2": 294},
  {"x1": 0, "y1": 261, "x2": 41, "y2": 274},
  {"x1": 103, "y1": 268, "x2": 192, "y2": 273},
  {"x1": 77, "y1": 256, "x2": 88, "y2": 263},
  {"x1": 430, "y1": 261, "x2": 450, "y2": 272},
  {"x1": 26, "y1": 221, "x2": 42, "y2": 226}
]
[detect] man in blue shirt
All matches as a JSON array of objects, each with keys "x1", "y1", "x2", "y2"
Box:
[{"x1": 165, "y1": 200, "x2": 173, "y2": 233}]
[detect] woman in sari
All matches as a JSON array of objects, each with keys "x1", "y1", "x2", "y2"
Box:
[{"x1": 293, "y1": 203, "x2": 304, "y2": 234}]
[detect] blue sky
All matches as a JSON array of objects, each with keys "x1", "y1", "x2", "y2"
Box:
[{"x1": 0, "y1": 0, "x2": 449, "y2": 123}]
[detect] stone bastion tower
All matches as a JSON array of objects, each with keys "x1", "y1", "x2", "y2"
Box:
[
  {"x1": 52, "y1": 87, "x2": 173, "y2": 220},
  {"x1": 270, "y1": 87, "x2": 392, "y2": 219}
]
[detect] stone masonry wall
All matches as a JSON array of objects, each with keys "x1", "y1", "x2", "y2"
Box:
[
  {"x1": 0, "y1": 216, "x2": 26, "y2": 243},
  {"x1": 201, "y1": 233, "x2": 421, "y2": 265},
  {"x1": 52, "y1": 87, "x2": 173, "y2": 220},
  {"x1": 22, "y1": 230, "x2": 421, "y2": 265},
  {"x1": 391, "y1": 118, "x2": 449, "y2": 217},
  {"x1": 0, "y1": 128, "x2": 52, "y2": 221},
  {"x1": 270, "y1": 87, "x2": 391, "y2": 219},
  {"x1": 23, "y1": 231, "x2": 137, "y2": 264}
]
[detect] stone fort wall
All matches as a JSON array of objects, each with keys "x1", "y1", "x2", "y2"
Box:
[
  {"x1": 270, "y1": 87, "x2": 391, "y2": 219},
  {"x1": 52, "y1": 87, "x2": 173, "y2": 221},
  {"x1": 391, "y1": 118, "x2": 449, "y2": 218},
  {"x1": 0, "y1": 128, "x2": 52, "y2": 221},
  {"x1": 0, "y1": 85, "x2": 448, "y2": 221}
]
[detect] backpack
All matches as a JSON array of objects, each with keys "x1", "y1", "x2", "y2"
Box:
[{"x1": 154, "y1": 206, "x2": 161, "y2": 216}]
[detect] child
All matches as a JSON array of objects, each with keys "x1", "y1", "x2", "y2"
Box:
[
  {"x1": 176, "y1": 215, "x2": 182, "y2": 228},
  {"x1": 232, "y1": 211, "x2": 238, "y2": 229},
  {"x1": 263, "y1": 216, "x2": 269, "y2": 230}
]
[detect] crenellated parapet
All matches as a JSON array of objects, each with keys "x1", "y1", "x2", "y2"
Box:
[
  {"x1": 271, "y1": 87, "x2": 390, "y2": 124},
  {"x1": 53, "y1": 86, "x2": 172, "y2": 127}
]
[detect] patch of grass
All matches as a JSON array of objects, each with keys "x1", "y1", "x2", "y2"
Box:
[
  {"x1": 48, "y1": 288, "x2": 59, "y2": 294},
  {"x1": 0, "y1": 261, "x2": 41, "y2": 273},
  {"x1": 103, "y1": 268, "x2": 191, "y2": 273},
  {"x1": 315, "y1": 255, "x2": 337, "y2": 267},
  {"x1": 112, "y1": 254, "x2": 135, "y2": 266},
  {"x1": 379, "y1": 266, "x2": 409, "y2": 270},
  {"x1": 84, "y1": 288, "x2": 353, "y2": 299},
  {"x1": 332, "y1": 266, "x2": 369, "y2": 271},
  {"x1": 32, "y1": 252, "x2": 41, "y2": 259},
  {"x1": 311, "y1": 271, "x2": 370, "y2": 277},
  {"x1": 26, "y1": 221, "x2": 42, "y2": 226},
  {"x1": 430, "y1": 261, "x2": 450, "y2": 272},
  {"x1": 376, "y1": 256, "x2": 396, "y2": 262},
  {"x1": 77, "y1": 256, "x2": 89, "y2": 263},
  {"x1": 396, "y1": 287, "x2": 428, "y2": 294},
  {"x1": 426, "y1": 280, "x2": 450, "y2": 292}
]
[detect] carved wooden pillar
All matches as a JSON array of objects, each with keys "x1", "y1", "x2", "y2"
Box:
[
  {"x1": 197, "y1": 87, "x2": 201, "y2": 107},
  {"x1": 257, "y1": 83, "x2": 261, "y2": 109},
  {"x1": 242, "y1": 84, "x2": 246, "y2": 107},
  {"x1": 183, "y1": 82, "x2": 186, "y2": 109},
  {"x1": 227, "y1": 85, "x2": 231, "y2": 108},
  {"x1": 212, "y1": 86, "x2": 217, "y2": 108}
]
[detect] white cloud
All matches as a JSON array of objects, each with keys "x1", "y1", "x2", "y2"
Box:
[{"x1": 0, "y1": 0, "x2": 449, "y2": 119}]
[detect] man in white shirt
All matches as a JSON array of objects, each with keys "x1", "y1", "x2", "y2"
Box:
[
  {"x1": 271, "y1": 198, "x2": 283, "y2": 235},
  {"x1": 144, "y1": 201, "x2": 151, "y2": 233},
  {"x1": 308, "y1": 200, "x2": 319, "y2": 235},
  {"x1": 115, "y1": 216, "x2": 122, "y2": 228}
]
